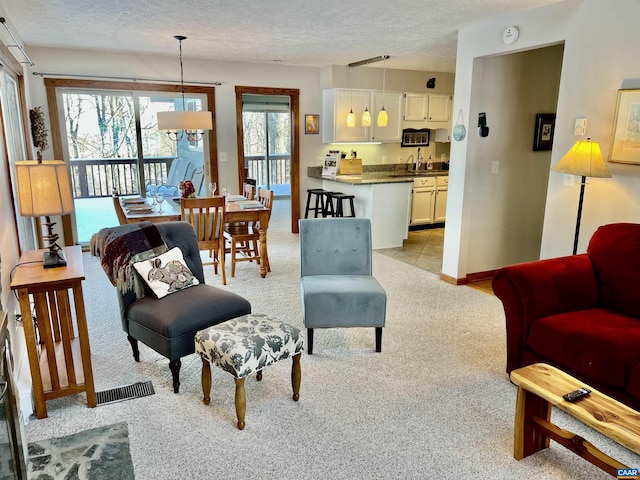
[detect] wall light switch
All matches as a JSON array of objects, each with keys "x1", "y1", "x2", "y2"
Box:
[
  {"x1": 491, "y1": 161, "x2": 499, "y2": 174},
  {"x1": 574, "y1": 118, "x2": 587, "y2": 136},
  {"x1": 219, "y1": 151, "x2": 228, "y2": 162}
]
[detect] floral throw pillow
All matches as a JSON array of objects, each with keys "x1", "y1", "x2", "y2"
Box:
[{"x1": 132, "y1": 247, "x2": 199, "y2": 298}]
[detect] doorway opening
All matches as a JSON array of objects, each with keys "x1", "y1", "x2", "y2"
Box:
[{"x1": 235, "y1": 86, "x2": 300, "y2": 234}]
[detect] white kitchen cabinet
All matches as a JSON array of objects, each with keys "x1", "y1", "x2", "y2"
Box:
[
  {"x1": 403, "y1": 93, "x2": 429, "y2": 121},
  {"x1": 434, "y1": 176, "x2": 448, "y2": 222},
  {"x1": 403, "y1": 93, "x2": 453, "y2": 127},
  {"x1": 371, "y1": 91, "x2": 403, "y2": 142},
  {"x1": 410, "y1": 177, "x2": 436, "y2": 225},
  {"x1": 410, "y1": 175, "x2": 448, "y2": 226},
  {"x1": 322, "y1": 89, "x2": 402, "y2": 143},
  {"x1": 322, "y1": 89, "x2": 371, "y2": 143},
  {"x1": 427, "y1": 94, "x2": 451, "y2": 122}
]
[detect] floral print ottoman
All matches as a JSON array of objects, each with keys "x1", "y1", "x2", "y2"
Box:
[{"x1": 194, "y1": 313, "x2": 304, "y2": 429}]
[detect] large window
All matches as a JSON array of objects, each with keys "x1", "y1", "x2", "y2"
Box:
[{"x1": 45, "y1": 79, "x2": 215, "y2": 243}]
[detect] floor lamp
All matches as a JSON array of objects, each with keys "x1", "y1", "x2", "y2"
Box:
[
  {"x1": 15, "y1": 159, "x2": 74, "y2": 268},
  {"x1": 551, "y1": 138, "x2": 612, "y2": 255}
]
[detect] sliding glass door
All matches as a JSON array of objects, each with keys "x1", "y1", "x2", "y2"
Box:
[{"x1": 55, "y1": 87, "x2": 209, "y2": 243}]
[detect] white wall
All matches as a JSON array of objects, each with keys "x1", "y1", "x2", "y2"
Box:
[
  {"x1": 465, "y1": 45, "x2": 563, "y2": 273},
  {"x1": 443, "y1": 0, "x2": 640, "y2": 280}
]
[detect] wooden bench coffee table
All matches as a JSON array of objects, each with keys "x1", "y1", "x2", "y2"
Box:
[{"x1": 510, "y1": 363, "x2": 640, "y2": 476}]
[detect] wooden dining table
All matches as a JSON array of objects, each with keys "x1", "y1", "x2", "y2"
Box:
[{"x1": 120, "y1": 196, "x2": 272, "y2": 277}]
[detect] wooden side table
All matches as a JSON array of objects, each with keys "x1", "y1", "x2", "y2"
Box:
[{"x1": 10, "y1": 246, "x2": 96, "y2": 419}]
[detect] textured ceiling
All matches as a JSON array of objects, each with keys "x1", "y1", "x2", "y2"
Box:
[{"x1": 0, "y1": 0, "x2": 563, "y2": 72}]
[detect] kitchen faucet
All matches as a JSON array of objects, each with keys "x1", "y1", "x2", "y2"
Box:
[{"x1": 415, "y1": 147, "x2": 423, "y2": 171}]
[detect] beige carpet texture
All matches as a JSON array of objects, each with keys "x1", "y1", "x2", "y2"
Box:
[{"x1": 23, "y1": 220, "x2": 639, "y2": 479}]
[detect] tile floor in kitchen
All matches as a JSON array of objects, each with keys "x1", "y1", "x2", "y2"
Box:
[{"x1": 376, "y1": 227, "x2": 494, "y2": 295}]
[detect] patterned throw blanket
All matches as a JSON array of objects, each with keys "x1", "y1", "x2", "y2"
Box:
[{"x1": 90, "y1": 222, "x2": 168, "y2": 299}]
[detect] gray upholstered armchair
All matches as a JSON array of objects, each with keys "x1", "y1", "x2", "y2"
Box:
[
  {"x1": 299, "y1": 218, "x2": 386, "y2": 354},
  {"x1": 100, "y1": 221, "x2": 251, "y2": 393}
]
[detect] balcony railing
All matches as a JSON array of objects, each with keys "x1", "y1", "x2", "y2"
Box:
[
  {"x1": 245, "y1": 154, "x2": 290, "y2": 188},
  {"x1": 69, "y1": 157, "x2": 174, "y2": 198},
  {"x1": 70, "y1": 154, "x2": 290, "y2": 199}
]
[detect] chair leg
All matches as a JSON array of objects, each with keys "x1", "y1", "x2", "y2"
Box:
[
  {"x1": 218, "y1": 245, "x2": 226, "y2": 285},
  {"x1": 169, "y1": 359, "x2": 181, "y2": 393},
  {"x1": 375, "y1": 327, "x2": 382, "y2": 352},
  {"x1": 127, "y1": 335, "x2": 140, "y2": 362},
  {"x1": 231, "y1": 240, "x2": 237, "y2": 277},
  {"x1": 307, "y1": 328, "x2": 314, "y2": 355}
]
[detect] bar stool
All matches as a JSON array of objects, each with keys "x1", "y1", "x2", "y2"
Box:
[
  {"x1": 324, "y1": 192, "x2": 355, "y2": 217},
  {"x1": 304, "y1": 188, "x2": 327, "y2": 218}
]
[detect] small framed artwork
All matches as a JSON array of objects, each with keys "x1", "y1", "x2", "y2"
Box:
[
  {"x1": 533, "y1": 113, "x2": 556, "y2": 151},
  {"x1": 609, "y1": 89, "x2": 640, "y2": 164},
  {"x1": 305, "y1": 114, "x2": 319, "y2": 135}
]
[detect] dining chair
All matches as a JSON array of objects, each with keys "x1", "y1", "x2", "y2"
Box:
[
  {"x1": 190, "y1": 168, "x2": 205, "y2": 197},
  {"x1": 181, "y1": 196, "x2": 227, "y2": 285},
  {"x1": 223, "y1": 187, "x2": 273, "y2": 277},
  {"x1": 243, "y1": 182, "x2": 255, "y2": 200},
  {"x1": 112, "y1": 196, "x2": 127, "y2": 225}
]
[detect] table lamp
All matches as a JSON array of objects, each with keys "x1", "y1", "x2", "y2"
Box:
[
  {"x1": 551, "y1": 138, "x2": 611, "y2": 255},
  {"x1": 15, "y1": 159, "x2": 74, "y2": 268}
]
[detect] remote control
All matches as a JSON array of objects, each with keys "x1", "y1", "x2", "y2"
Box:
[{"x1": 563, "y1": 387, "x2": 591, "y2": 402}]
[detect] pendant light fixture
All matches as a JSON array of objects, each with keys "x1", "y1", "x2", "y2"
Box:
[
  {"x1": 377, "y1": 55, "x2": 389, "y2": 127},
  {"x1": 157, "y1": 35, "x2": 213, "y2": 141},
  {"x1": 361, "y1": 107, "x2": 372, "y2": 127},
  {"x1": 346, "y1": 67, "x2": 356, "y2": 128}
]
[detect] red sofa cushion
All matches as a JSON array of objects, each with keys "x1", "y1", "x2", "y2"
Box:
[
  {"x1": 528, "y1": 308, "x2": 640, "y2": 389},
  {"x1": 588, "y1": 223, "x2": 640, "y2": 319}
]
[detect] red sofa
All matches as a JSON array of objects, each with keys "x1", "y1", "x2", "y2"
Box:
[{"x1": 492, "y1": 223, "x2": 640, "y2": 411}]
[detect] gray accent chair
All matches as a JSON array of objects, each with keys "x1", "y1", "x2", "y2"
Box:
[
  {"x1": 115, "y1": 221, "x2": 251, "y2": 392},
  {"x1": 299, "y1": 218, "x2": 386, "y2": 354}
]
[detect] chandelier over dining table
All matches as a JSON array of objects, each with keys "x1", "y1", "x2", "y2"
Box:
[{"x1": 157, "y1": 35, "x2": 213, "y2": 142}]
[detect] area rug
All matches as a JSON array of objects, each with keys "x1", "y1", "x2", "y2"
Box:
[{"x1": 27, "y1": 423, "x2": 134, "y2": 480}]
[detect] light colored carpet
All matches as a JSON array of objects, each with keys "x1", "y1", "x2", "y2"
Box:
[{"x1": 24, "y1": 221, "x2": 639, "y2": 479}]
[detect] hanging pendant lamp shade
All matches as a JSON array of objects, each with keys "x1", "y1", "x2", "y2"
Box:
[
  {"x1": 377, "y1": 107, "x2": 388, "y2": 127},
  {"x1": 362, "y1": 107, "x2": 372, "y2": 127},
  {"x1": 377, "y1": 55, "x2": 389, "y2": 127},
  {"x1": 157, "y1": 35, "x2": 213, "y2": 142},
  {"x1": 346, "y1": 109, "x2": 356, "y2": 128}
]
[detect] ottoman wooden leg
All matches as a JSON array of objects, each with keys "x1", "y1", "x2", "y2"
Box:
[
  {"x1": 201, "y1": 357, "x2": 211, "y2": 405},
  {"x1": 235, "y1": 377, "x2": 246, "y2": 430},
  {"x1": 291, "y1": 353, "x2": 301, "y2": 401}
]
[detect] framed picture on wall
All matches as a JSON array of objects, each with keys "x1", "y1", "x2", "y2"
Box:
[
  {"x1": 305, "y1": 114, "x2": 319, "y2": 135},
  {"x1": 609, "y1": 89, "x2": 640, "y2": 164},
  {"x1": 533, "y1": 113, "x2": 556, "y2": 151}
]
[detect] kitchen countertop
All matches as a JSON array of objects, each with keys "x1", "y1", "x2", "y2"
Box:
[{"x1": 307, "y1": 168, "x2": 449, "y2": 185}]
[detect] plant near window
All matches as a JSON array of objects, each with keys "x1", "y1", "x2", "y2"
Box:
[{"x1": 29, "y1": 106, "x2": 48, "y2": 160}]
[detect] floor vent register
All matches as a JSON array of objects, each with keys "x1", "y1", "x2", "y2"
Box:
[{"x1": 96, "y1": 380, "x2": 155, "y2": 406}]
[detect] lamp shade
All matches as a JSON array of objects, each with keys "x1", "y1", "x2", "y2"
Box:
[
  {"x1": 15, "y1": 160, "x2": 74, "y2": 217},
  {"x1": 377, "y1": 107, "x2": 388, "y2": 127},
  {"x1": 346, "y1": 109, "x2": 356, "y2": 128},
  {"x1": 157, "y1": 110, "x2": 213, "y2": 132},
  {"x1": 551, "y1": 139, "x2": 612, "y2": 178},
  {"x1": 361, "y1": 108, "x2": 371, "y2": 127}
]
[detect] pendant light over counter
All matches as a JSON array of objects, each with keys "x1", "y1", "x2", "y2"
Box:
[
  {"x1": 157, "y1": 35, "x2": 213, "y2": 142},
  {"x1": 346, "y1": 55, "x2": 390, "y2": 128},
  {"x1": 346, "y1": 67, "x2": 356, "y2": 128},
  {"x1": 377, "y1": 55, "x2": 389, "y2": 127}
]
